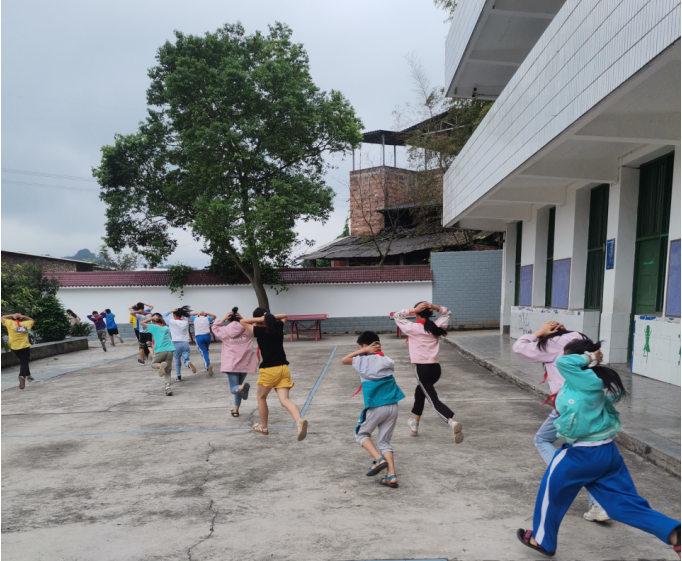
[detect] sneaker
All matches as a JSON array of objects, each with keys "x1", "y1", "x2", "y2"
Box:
[
  {"x1": 119, "y1": 338, "x2": 124, "y2": 344},
  {"x1": 102, "y1": 343, "x2": 107, "y2": 352},
  {"x1": 25, "y1": 375, "x2": 35, "y2": 382},
  {"x1": 207, "y1": 364, "x2": 214, "y2": 377},
  {"x1": 241, "y1": 382, "x2": 250, "y2": 401},
  {"x1": 583, "y1": 504, "x2": 611, "y2": 522},
  {"x1": 165, "y1": 385, "x2": 173, "y2": 396},
  {"x1": 111, "y1": 341, "x2": 116, "y2": 347},
  {"x1": 158, "y1": 362, "x2": 167, "y2": 377},
  {"x1": 407, "y1": 418, "x2": 419, "y2": 436},
  {"x1": 18, "y1": 376, "x2": 25, "y2": 390},
  {"x1": 138, "y1": 359, "x2": 145, "y2": 365},
  {"x1": 188, "y1": 362, "x2": 197, "y2": 374},
  {"x1": 449, "y1": 419, "x2": 464, "y2": 444},
  {"x1": 176, "y1": 376, "x2": 182, "y2": 382},
  {"x1": 296, "y1": 418, "x2": 308, "y2": 441}
]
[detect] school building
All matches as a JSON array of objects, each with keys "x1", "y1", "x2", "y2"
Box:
[{"x1": 442, "y1": 0, "x2": 681, "y2": 385}]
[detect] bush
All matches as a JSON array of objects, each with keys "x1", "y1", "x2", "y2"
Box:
[
  {"x1": 32, "y1": 295, "x2": 71, "y2": 342},
  {"x1": 70, "y1": 322, "x2": 94, "y2": 337}
]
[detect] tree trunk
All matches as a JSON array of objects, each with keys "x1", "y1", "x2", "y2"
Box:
[{"x1": 250, "y1": 255, "x2": 270, "y2": 310}]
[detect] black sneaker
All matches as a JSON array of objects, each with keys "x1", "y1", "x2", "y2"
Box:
[
  {"x1": 241, "y1": 382, "x2": 250, "y2": 401},
  {"x1": 176, "y1": 376, "x2": 182, "y2": 382}
]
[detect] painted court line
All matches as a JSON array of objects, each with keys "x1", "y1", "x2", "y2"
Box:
[{"x1": 3, "y1": 346, "x2": 338, "y2": 439}]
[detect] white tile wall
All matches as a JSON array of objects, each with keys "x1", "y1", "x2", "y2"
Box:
[
  {"x1": 510, "y1": 306, "x2": 600, "y2": 340},
  {"x1": 444, "y1": 0, "x2": 487, "y2": 93},
  {"x1": 443, "y1": 0, "x2": 681, "y2": 225},
  {"x1": 632, "y1": 316, "x2": 681, "y2": 385}
]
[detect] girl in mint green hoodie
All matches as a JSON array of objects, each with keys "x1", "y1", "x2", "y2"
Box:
[{"x1": 517, "y1": 337, "x2": 680, "y2": 558}]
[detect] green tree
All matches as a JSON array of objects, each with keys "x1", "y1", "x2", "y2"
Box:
[
  {"x1": 1, "y1": 262, "x2": 59, "y2": 317},
  {"x1": 94, "y1": 23, "x2": 363, "y2": 308},
  {"x1": 97, "y1": 245, "x2": 146, "y2": 271},
  {"x1": 32, "y1": 294, "x2": 71, "y2": 342}
]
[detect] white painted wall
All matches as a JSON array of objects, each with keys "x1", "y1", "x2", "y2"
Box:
[
  {"x1": 500, "y1": 223, "x2": 517, "y2": 333},
  {"x1": 57, "y1": 282, "x2": 433, "y2": 322},
  {"x1": 510, "y1": 307, "x2": 600, "y2": 341},
  {"x1": 599, "y1": 166, "x2": 640, "y2": 364},
  {"x1": 632, "y1": 316, "x2": 681, "y2": 385}
]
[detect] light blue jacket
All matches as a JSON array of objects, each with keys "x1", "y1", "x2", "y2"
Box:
[{"x1": 553, "y1": 354, "x2": 621, "y2": 444}]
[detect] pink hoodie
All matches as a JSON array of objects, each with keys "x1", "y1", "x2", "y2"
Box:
[
  {"x1": 393, "y1": 307, "x2": 451, "y2": 364},
  {"x1": 512, "y1": 332, "x2": 585, "y2": 394},
  {"x1": 212, "y1": 321, "x2": 258, "y2": 373}
]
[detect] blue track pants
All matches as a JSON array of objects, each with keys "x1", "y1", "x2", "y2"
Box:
[
  {"x1": 195, "y1": 334, "x2": 211, "y2": 369},
  {"x1": 533, "y1": 442, "x2": 679, "y2": 554}
]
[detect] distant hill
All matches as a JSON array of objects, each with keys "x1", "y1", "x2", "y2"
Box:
[{"x1": 63, "y1": 248, "x2": 99, "y2": 262}]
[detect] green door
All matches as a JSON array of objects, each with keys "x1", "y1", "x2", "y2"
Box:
[
  {"x1": 630, "y1": 152, "x2": 675, "y2": 353},
  {"x1": 585, "y1": 185, "x2": 609, "y2": 310}
]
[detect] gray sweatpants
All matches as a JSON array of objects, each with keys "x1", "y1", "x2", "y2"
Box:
[{"x1": 355, "y1": 403, "x2": 399, "y2": 454}]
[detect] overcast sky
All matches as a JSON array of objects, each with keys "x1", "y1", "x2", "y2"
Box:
[{"x1": 1, "y1": 0, "x2": 449, "y2": 268}]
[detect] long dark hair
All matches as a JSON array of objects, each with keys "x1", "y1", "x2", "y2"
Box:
[
  {"x1": 563, "y1": 337, "x2": 627, "y2": 401},
  {"x1": 66, "y1": 309, "x2": 77, "y2": 318},
  {"x1": 253, "y1": 307, "x2": 277, "y2": 333},
  {"x1": 414, "y1": 302, "x2": 447, "y2": 338},
  {"x1": 537, "y1": 328, "x2": 584, "y2": 351},
  {"x1": 173, "y1": 305, "x2": 192, "y2": 319},
  {"x1": 228, "y1": 307, "x2": 240, "y2": 323}
]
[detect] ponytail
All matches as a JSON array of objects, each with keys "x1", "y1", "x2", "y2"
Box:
[
  {"x1": 414, "y1": 301, "x2": 447, "y2": 339},
  {"x1": 563, "y1": 337, "x2": 628, "y2": 401},
  {"x1": 173, "y1": 305, "x2": 192, "y2": 319},
  {"x1": 228, "y1": 307, "x2": 240, "y2": 323},
  {"x1": 253, "y1": 307, "x2": 278, "y2": 334}
]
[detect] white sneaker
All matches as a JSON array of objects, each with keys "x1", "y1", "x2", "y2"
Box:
[
  {"x1": 449, "y1": 419, "x2": 464, "y2": 444},
  {"x1": 407, "y1": 418, "x2": 419, "y2": 436},
  {"x1": 207, "y1": 364, "x2": 214, "y2": 377},
  {"x1": 583, "y1": 504, "x2": 611, "y2": 522}
]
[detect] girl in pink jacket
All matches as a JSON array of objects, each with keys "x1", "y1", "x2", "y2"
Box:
[
  {"x1": 513, "y1": 320, "x2": 609, "y2": 522},
  {"x1": 212, "y1": 307, "x2": 257, "y2": 418},
  {"x1": 393, "y1": 301, "x2": 463, "y2": 443}
]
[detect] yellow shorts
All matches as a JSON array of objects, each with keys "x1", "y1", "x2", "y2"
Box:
[{"x1": 257, "y1": 365, "x2": 295, "y2": 389}]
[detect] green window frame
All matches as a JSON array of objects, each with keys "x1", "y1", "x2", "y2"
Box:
[
  {"x1": 545, "y1": 207, "x2": 556, "y2": 307},
  {"x1": 584, "y1": 185, "x2": 609, "y2": 310},
  {"x1": 514, "y1": 221, "x2": 523, "y2": 306},
  {"x1": 632, "y1": 152, "x2": 675, "y2": 316}
]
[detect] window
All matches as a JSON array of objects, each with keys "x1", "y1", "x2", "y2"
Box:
[
  {"x1": 584, "y1": 185, "x2": 609, "y2": 310},
  {"x1": 632, "y1": 152, "x2": 674, "y2": 315},
  {"x1": 514, "y1": 221, "x2": 523, "y2": 306},
  {"x1": 545, "y1": 207, "x2": 555, "y2": 307}
]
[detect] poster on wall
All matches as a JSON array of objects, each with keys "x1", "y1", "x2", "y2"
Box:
[
  {"x1": 606, "y1": 239, "x2": 615, "y2": 270},
  {"x1": 551, "y1": 258, "x2": 571, "y2": 309},
  {"x1": 665, "y1": 239, "x2": 680, "y2": 317},
  {"x1": 520, "y1": 265, "x2": 533, "y2": 306}
]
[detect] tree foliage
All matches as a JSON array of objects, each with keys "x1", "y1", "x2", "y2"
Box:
[
  {"x1": 97, "y1": 245, "x2": 146, "y2": 271},
  {"x1": 94, "y1": 22, "x2": 363, "y2": 308},
  {"x1": 167, "y1": 263, "x2": 194, "y2": 297},
  {"x1": 433, "y1": 0, "x2": 458, "y2": 22},
  {"x1": 32, "y1": 294, "x2": 71, "y2": 342},
  {"x1": 1, "y1": 262, "x2": 59, "y2": 317}
]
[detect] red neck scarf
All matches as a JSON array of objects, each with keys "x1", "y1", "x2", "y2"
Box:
[{"x1": 405, "y1": 319, "x2": 426, "y2": 344}]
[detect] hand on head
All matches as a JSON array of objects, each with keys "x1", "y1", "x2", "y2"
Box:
[
  {"x1": 13, "y1": 313, "x2": 21, "y2": 320},
  {"x1": 366, "y1": 341, "x2": 381, "y2": 354},
  {"x1": 415, "y1": 302, "x2": 430, "y2": 314},
  {"x1": 537, "y1": 320, "x2": 564, "y2": 337}
]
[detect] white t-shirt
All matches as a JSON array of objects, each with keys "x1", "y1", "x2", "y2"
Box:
[
  {"x1": 193, "y1": 316, "x2": 211, "y2": 336},
  {"x1": 163, "y1": 311, "x2": 190, "y2": 342}
]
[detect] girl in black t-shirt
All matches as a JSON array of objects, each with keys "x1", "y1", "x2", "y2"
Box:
[{"x1": 240, "y1": 307, "x2": 308, "y2": 441}]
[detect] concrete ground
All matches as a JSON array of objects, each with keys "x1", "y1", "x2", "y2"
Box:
[{"x1": 2, "y1": 333, "x2": 679, "y2": 561}]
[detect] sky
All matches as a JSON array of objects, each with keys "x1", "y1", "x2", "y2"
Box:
[{"x1": 1, "y1": 0, "x2": 450, "y2": 268}]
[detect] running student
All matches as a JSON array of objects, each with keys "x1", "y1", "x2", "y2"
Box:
[
  {"x1": 141, "y1": 313, "x2": 175, "y2": 396},
  {"x1": 162, "y1": 306, "x2": 196, "y2": 381},
  {"x1": 513, "y1": 320, "x2": 608, "y2": 522},
  {"x1": 1, "y1": 313, "x2": 36, "y2": 389},
  {"x1": 129, "y1": 303, "x2": 154, "y2": 364},
  {"x1": 393, "y1": 301, "x2": 462, "y2": 443},
  {"x1": 517, "y1": 336, "x2": 681, "y2": 558},
  {"x1": 87, "y1": 311, "x2": 108, "y2": 352},
  {"x1": 341, "y1": 332, "x2": 405, "y2": 489},
  {"x1": 192, "y1": 311, "x2": 216, "y2": 376},
  {"x1": 212, "y1": 307, "x2": 255, "y2": 417},
  {"x1": 102, "y1": 308, "x2": 124, "y2": 346},
  {"x1": 240, "y1": 308, "x2": 308, "y2": 440},
  {"x1": 66, "y1": 309, "x2": 81, "y2": 327}
]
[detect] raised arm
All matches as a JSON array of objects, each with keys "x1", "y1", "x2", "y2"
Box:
[
  {"x1": 200, "y1": 311, "x2": 217, "y2": 320},
  {"x1": 432, "y1": 304, "x2": 452, "y2": 328},
  {"x1": 555, "y1": 353, "x2": 605, "y2": 391},
  {"x1": 341, "y1": 342, "x2": 381, "y2": 365},
  {"x1": 140, "y1": 317, "x2": 154, "y2": 327},
  {"x1": 239, "y1": 318, "x2": 256, "y2": 334},
  {"x1": 512, "y1": 321, "x2": 566, "y2": 363},
  {"x1": 275, "y1": 313, "x2": 287, "y2": 324},
  {"x1": 2, "y1": 313, "x2": 33, "y2": 322},
  {"x1": 145, "y1": 303, "x2": 154, "y2": 311}
]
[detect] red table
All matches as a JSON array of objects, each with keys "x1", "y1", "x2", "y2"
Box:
[
  {"x1": 287, "y1": 314, "x2": 329, "y2": 341},
  {"x1": 389, "y1": 312, "x2": 415, "y2": 339}
]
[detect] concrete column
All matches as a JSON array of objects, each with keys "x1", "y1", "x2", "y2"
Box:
[
  {"x1": 662, "y1": 148, "x2": 681, "y2": 313},
  {"x1": 568, "y1": 186, "x2": 590, "y2": 310},
  {"x1": 532, "y1": 206, "x2": 550, "y2": 307},
  {"x1": 599, "y1": 167, "x2": 639, "y2": 364},
  {"x1": 500, "y1": 222, "x2": 517, "y2": 334}
]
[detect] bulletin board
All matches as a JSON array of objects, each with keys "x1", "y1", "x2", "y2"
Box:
[
  {"x1": 520, "y1": 265, "x2": 533, "y2": 306},
  {"x1": 551, "y1": 258, "x2": 571, "y2": 309},
  {"x1": 665, "y1": 239, "x2": 680, "y2": 317}
]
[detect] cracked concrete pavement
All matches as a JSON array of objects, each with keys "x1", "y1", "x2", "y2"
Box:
[{"x1": 2, "y1": 333, "x2": 680, "y2": 560}]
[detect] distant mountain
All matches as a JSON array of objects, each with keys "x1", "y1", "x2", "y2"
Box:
[{"x1": 63, "y1": 248, "x2": 99, "y2": 262}]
